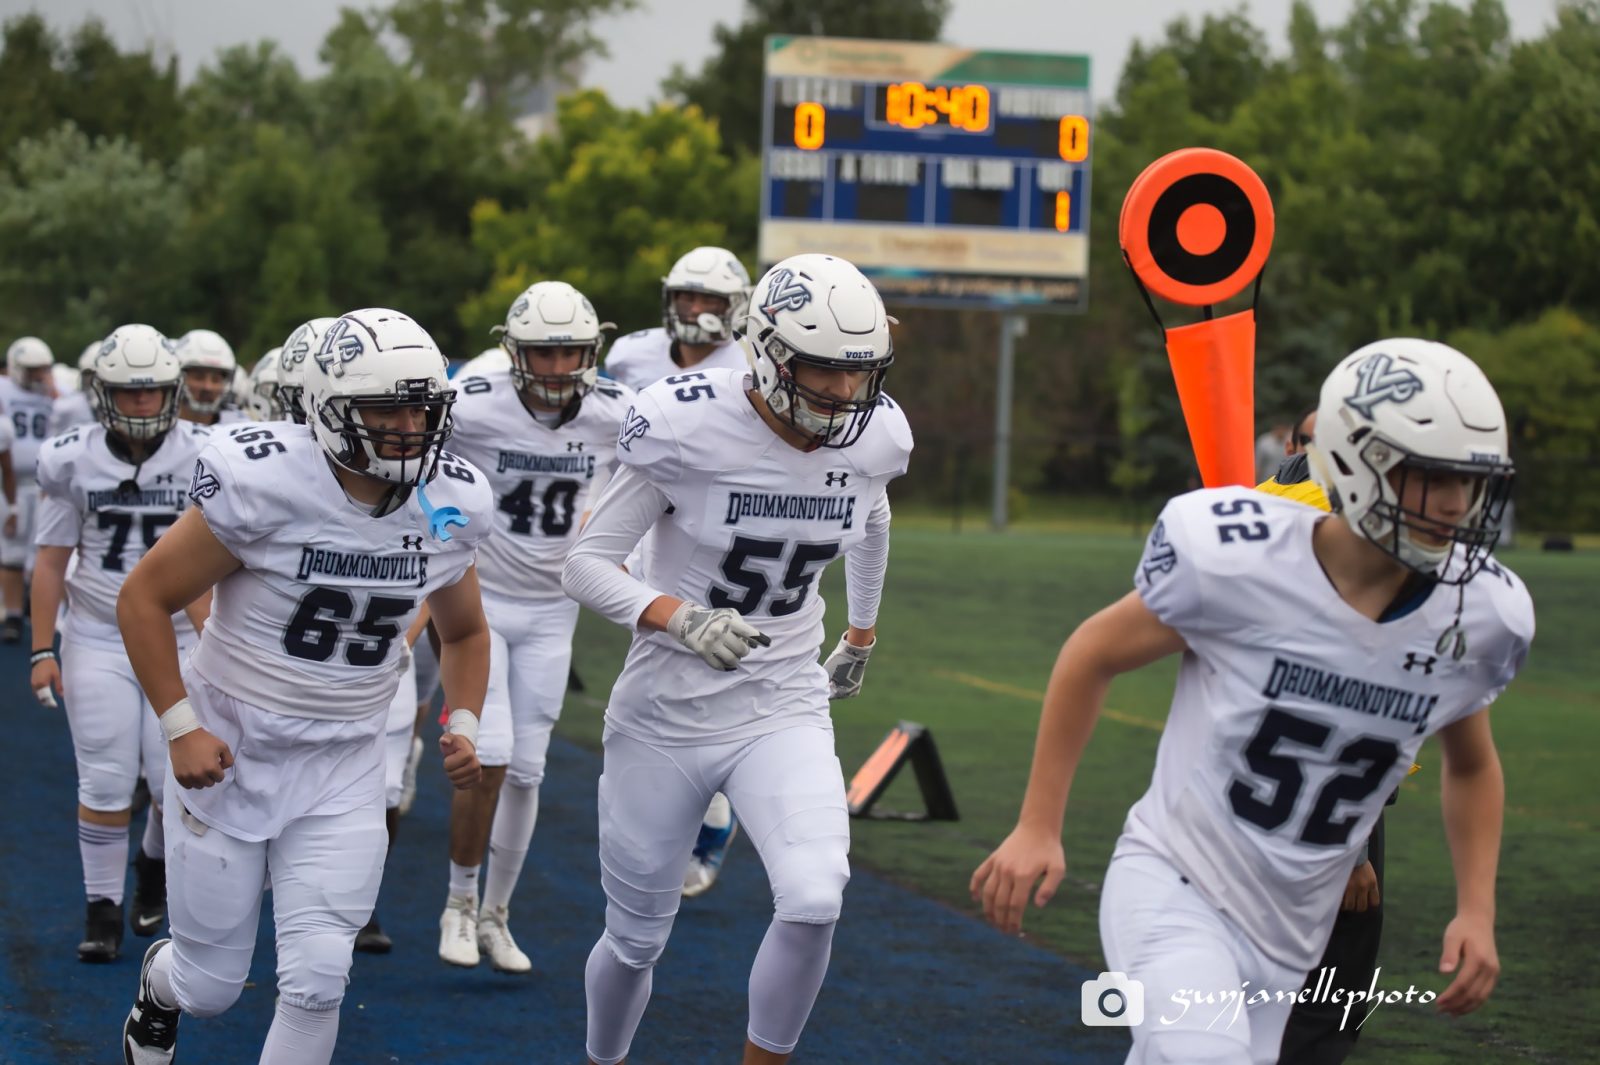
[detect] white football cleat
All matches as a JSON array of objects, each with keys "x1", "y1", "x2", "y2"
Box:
[
  {"x1": 476, "y1": 905, "x2": 532, "y2": 973},
  {"x1": 438, "y1": 893, "x2": 480, "y2": 967},
  {"x1": 681, "y1": 819, "x2": 739, "y2": 898},
  {"x1": 398, "y1": 736, "x2": 423, "y2": 817}
]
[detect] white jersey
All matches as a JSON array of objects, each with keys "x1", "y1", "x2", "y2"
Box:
[
  {"x1": 449, "y1": 370, "x2": 633, "y2": 600},
  {"x1": 187, "y1": 423, "x2": 491, "y2": 722},
  {"x1": 34, "y1": 421, "x2": 210, "y2": 643},
  {"x1": 603, "y1": 327, "x2": 748, "y2": 392},
  {"x1": 0, "y1": 377, "x2": 56, "y2": 480},
  {"x1": 587, "y1": 367, "x2": 912, "y2": 746},
  {"x1": 1117, "y1": 487, "x2": 1534, "y2": 972},
  {"x1": 50, "y1": 391, "x2": 96, "y2": 436}
]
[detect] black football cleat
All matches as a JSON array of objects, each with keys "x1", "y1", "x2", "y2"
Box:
[
  {"x1": 354, "y1": 915, "x2": 392, "y2": 954},
  {"x1": 123, "y1": 939, "x2": 181, "y2": 1064},
  {"x1": 78, "y1": 897, "x2": 124, "y2": 962},
  {"x1": 131, "y1": 852, "x2": 167, "y2": 937}
]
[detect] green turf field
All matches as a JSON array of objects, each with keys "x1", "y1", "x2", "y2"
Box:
[{"x1": 561, "y1": 524, "x2": 1597, "y2": 1063}]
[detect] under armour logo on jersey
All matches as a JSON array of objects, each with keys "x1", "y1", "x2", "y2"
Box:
[
  {"x1": 1344, "y1": 353, "x2": 1424, "y2": 419},
  {"x1": 758, "y1": 268, "x2": 812, "y2": 324},
  {"x1": 153, "y1": 473, "x2": 175, "y2": 485},
  {"x1": 567, "y1": 441, "x2": 585, "y2": 452},
  {"x1": 1403, "y1": 652, "x2": 1437, "y2": 674},
  {"x1": 188, "y1": 460, "x2": 220, "y2": 502},
  {"x1": 619, "y1": 406, "x2": 650, "y2": 452},
  {"x1": 402, "y1": 534, "x2": 423, "y2": 550},
  {"x1": 1140, "y1": 520, "x2": 1178, "y2": 580},
  {"x1": 314, "y1": 319, "x2": 364, "y2": 377},
  {"x1": 825, "y1": 471, "x2": 849, "y2": 487}
]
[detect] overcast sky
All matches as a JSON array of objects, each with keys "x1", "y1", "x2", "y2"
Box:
[{"x1": 1, "y1": 0, "x2": 1563, "y2": 108}]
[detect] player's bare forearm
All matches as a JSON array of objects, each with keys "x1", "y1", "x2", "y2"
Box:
[
  {"x1": 405, "y1": 601, "x2": 431, "y2": 648},
  {"x1": 118, "y1": 569, "x2": 189, "y2": 714},
  {"x1": 846, "y1": 624, "x2": 875, "y2": 647},
  {"x1": 28, "y1": 545, "x2": 72, "y2": 648},
  {"x1": 1438, "y1": 710, "x2": 1504, "y2": 920},
  {"x1": 1018, "y1": 591, "x2": 1187, "y2": 833},
  {"x1": 119, "y1": 508, "x2": 242, "y2": 713},
  {"x1": 429, "y1": 566, "x2": 490, "y2": 718},
  {"x1": 638, "y1": 593, "x2": 687, "y2": 633}
]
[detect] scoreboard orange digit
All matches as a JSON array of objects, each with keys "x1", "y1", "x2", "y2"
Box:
[
  {"x1": 1059, "y1": 115, "x2": 1090, "y2": 162},
  {"x1": 794, "y1": 102, "x2": 826, "y2": 150}
]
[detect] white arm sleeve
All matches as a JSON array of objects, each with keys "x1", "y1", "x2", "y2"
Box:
[
  {"x1": 562, "y1": 463, "x2": 675, "y2": 629},
  {"x1": 844, "y1": 493, "x2": 892, "y2": 630}
]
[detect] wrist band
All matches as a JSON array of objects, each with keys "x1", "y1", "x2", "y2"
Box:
[
  {"x1": 30, "y1": 649, "x2": 57, "y2": 665},
  {"x1": 160, "y1": 697, "x2": 201, "y2": 743},
  {"x1": 445, "y1": 708, "x2": 479, "y2": 747}
]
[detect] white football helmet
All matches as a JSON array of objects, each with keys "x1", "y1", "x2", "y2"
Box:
[
  {"x1": 7, "y1": 336, "x2": 55, "y2": 394},
  {"x1": 1306, "y1": 338, "x2": 1513, "y2": 584},
  {"x1": 460, "y1": 347, "x2": 511, "y2": 377},
  {"x1": 175, "y1": 329, "x2": 238, "y2": 415},
  {"x1": 92, "y1": 325, "x2": 181, "y2": 439},
  {"x1": 307, "y1": 308, "x2": 455, "y2": 486},
  {"x1": 79, "y1": 341, "x2": 103, "y2": 414},
  {"x1": 497, "y1": 281, "x2": 610, "y2": 411},
  {"x1": 662, "y1": 246, "x2": 752, "y2": 346},
  {"x1": 52, "y1": 363, "x2": 80, "y2": 394},
  {"x1": 229, "y1": 365, "x2": 251, "y2": 411},
  {"x1": 248, "y1": 347, "x2": 285, "y2": 420},
  {"x1": 739, "y1": 253, "x2": 895, "y2": 448},
  {"x1": 277, "y1": 317, "x2": 340, "y2": 424}
]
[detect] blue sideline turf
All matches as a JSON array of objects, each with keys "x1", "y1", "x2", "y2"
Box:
[{"x1": 0, "y1": 640, "x2": 1128, "y2": 1064}]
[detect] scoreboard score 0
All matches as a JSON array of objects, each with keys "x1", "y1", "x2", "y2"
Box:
[{"x1": 760, "y1": 36, "x2": 1092, "y2": 312}]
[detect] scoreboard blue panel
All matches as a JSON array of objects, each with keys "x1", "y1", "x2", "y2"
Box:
[{"x1": 760, "y1": 36, "x2": 1092, "y2": 312}]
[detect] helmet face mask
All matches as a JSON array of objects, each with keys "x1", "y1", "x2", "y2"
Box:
[
  {"x1": 1308, "y1": 339, "x2": 1515, "y2": 586},
  {"x1": 180, "y1": 366, "x2": 233, "y2": 414},
  {"x1": 503, "y1": 339, "x2": 599, "y2": 410},
  {"x1": 755, "y1": 330, "x2": 890, "y2": 448},
  {"x1": 661, "y1": 246, "x2": 751, "y2": 346},
  {"x1": 92, "y1": 326, "x2": 181, "y2": 441},
  {"x1": 306, "y1": 309, "x2": 456, "y2": 488}
]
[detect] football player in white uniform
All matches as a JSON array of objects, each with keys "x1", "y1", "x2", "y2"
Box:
[
  {"x1": 564, "y1": 254, "x2": 911, "y2": 1065},
  {"x1": 435, "y1": 281, "x2": 632, "y2": 972},
  {"x1": 116, "y1": 309, "x2": 493, "y2": 1065},
  {"x1": 605, "y1": 245, "x2": 756, "y2": 897},
  {"x1": 173, "y1": 330, "x2": 243, "y2": 427},
  {"x1": 50, "y1": 342, "x2": 102, "y2": 435},
  {"x1": 972, "y1": 339, "x2": 1534, "y2": 1065},
  {"x1": 1, "y1": 336, "x2": 58, "y2": 642},
  {"x1": 30, "y1": 325, "x2": 210, "y2": 961}
]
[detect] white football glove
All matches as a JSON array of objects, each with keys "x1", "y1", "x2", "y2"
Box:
[
  {"x1": 396, "y1": 643, "x2": 413, "y2": 679},
  {"x1": 668, "y1": 603, "x2": 770, "y2": 671},
  {"x1": 823, "y1": 634, "x2": 874, "y2": 699}
]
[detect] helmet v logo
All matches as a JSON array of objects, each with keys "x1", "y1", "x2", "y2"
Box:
[
  {"x1": 1344, "y1": 353, "x2": 1424, "y2": 419},
  {"x1": 758, "y1": 268, "x2": 812, "y2": 325}
]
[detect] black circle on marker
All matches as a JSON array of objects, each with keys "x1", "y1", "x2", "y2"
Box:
[{"x1": 1146, "y1": 173, "x2": 1256, "y2": 287}]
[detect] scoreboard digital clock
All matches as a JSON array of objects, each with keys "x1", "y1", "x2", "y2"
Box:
[{"x1": 760, "y1": 36, "x2": 1092, "y2": 312}]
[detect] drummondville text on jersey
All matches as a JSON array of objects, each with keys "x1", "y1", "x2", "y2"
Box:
[
  {"x1": 1262, "y1": 656, "x2": 1440, "y2": 735},
  {"x1": 723, "y1": 491, "x2": 858, "y2": 530},
  {"x1": 294, "y1": 547, "x2": 430, "y2": 588}
]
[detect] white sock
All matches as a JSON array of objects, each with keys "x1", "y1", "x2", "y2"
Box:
[
  {"x1": 260, "y1": 1000, "x2": 340, "y2": 1064},
  {"x1": 704, "y1": 791, "x2": 733, "y2": 830},
  {"x1": 79, "y1": 819, "x2": 128, "y2": 904},
  {"x1": 448, "y1": 861, "x2": 480, "y2": 900},
  {"x1": 142, "y1": 804, "x2": 165, "y2": 860},
  {"x1": 482, "y1": 783, "x2": 539, "y2": 912},
  {"x1": 147, "y1": 941, "x2": 178, "y2": 1010}
]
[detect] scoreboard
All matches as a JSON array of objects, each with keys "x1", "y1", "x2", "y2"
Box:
[{"x1": 760, "y1": 36, "x2": 1092, "y2": 312}]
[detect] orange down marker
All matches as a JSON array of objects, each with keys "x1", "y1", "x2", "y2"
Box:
[{"x1": 1120, "y1": 148, "x2": 1275, "y2": 488}]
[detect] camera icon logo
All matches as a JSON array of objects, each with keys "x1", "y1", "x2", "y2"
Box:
[{"x1": 1081, "y1": 971, "x2": 1145, "y2": 1027}]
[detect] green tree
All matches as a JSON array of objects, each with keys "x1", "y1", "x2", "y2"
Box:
[
  {"x1": 459, "y1": 90, "x2": 758, "y2": 343},
  {"x1": 662, "y1": 0, "x2": 950, "y2": 157},
  {"x1": 0, "y1": 123, "x2": 185, "y2": 354}
]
